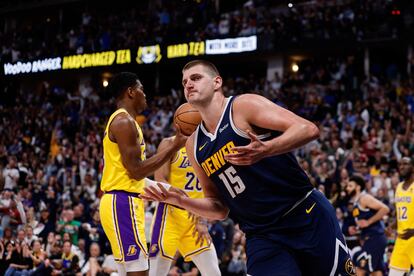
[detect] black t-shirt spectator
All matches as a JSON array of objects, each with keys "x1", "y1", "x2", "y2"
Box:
[{"x1": 9, "y1": 249, "x2": 32, "y2": 270}]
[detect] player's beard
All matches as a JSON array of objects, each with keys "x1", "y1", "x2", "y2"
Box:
[
  {"x1": 400, "y1": 170, "x2": 413, "y2": 180},
  {"x1": 347, "y1": 189, "x2": 356, "y2": 198}
]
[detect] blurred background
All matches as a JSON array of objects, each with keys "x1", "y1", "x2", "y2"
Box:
[{"x1": 0, "y1": 0, "x2": 413, "y2": 275}]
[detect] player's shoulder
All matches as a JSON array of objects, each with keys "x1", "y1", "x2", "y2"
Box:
[
  {"x1": 395, "y1": 182, "x2": 404, "y2": 192},
  {"x1": 359, "y1": 192, "x2": 375, "y2": 205},
  {"x1": 111, "y1": 111, "x2": 134, "y2": 125},
  {"x1": 109, "y1": 112, "x2": 137, "y2": 134},
  {"x1": 232, "y1": 93, "x2": 274, "y2": 112},
  {"x1": 233, "y1": 93, "x2": 266, "y2": 105}
]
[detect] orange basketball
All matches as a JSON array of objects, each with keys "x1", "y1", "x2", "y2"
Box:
[{"x1": 174, "y1": 103, "x2": 202, "y2": 136}]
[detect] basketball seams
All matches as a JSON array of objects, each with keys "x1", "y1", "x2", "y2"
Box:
[
  {"x1": 174, "y1": 103, "x2": 202, "y2": 135},
  {"x1": 174, "y1": 112, "x2": 201, "y2": 127}
]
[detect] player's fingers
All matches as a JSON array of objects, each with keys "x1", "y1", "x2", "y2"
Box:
[
  {"x1": 174, "y1": 123, "x2": 183, "y2": 134},
  {"x1": 195, "y1": 234, "x2": 202, "y2": 246},
  {"x1": 230, "y1": 146, "x2": 250, "y2": 153},
  {"x1": 204, "y1": 234, "x2": 212, "y2": 246},
  {"x1": 224, "y1": 153, "x2": 249, "y2": 162},
  {"x1": 157, "y1": 183, "x2": 169, "y2": 195},
  {"x1": 225, "y1": 156, "x2": 253, "y2": 166},
  {"x1": 246, "y1": 130, "x2": 259, "y2": 142},
  {"x1": 142, "y1": 190, "x2": 163, "y2": 202},
  {"x1": 188, "y1": 213, "x2": 197, "y2": 222},
  {"x1": 139, "y1": 194, "x2": 154, "y2": 201},
  {"x1": 140, "y1": 191, "x2": 158, "y2": 202},
  {"x1": 178, "y1": 189, "x2": 189, "y2": 197},
  {"x1": 144, "y1": 186, "x2": 164, "y2": 201}
]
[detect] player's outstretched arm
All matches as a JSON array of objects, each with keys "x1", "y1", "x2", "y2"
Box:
[
  {"x1": 141, "y1": 135, "x2": 229, "y2": 221},
  {"x1": 154, "y1": 137, "x2": 174, "y2": 183},
  {"x1": 224, "y1": 94, "x2": 319, "y2": 165},
  {"x1": 356, "y1": 194, "x2": 390, "y2": 228},
  {"x1": 110, "y1": 114, "x2": 187, "y2": 180}
]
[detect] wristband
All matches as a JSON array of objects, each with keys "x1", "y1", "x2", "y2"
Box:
[{"x1": 144, "y1": 178, "x2": 171, "y2": 191}]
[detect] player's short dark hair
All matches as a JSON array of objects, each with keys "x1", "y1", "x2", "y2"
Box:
[
  {"x1": 107, "y1": 72, "x2": 139, "y2": 100},
  {"x1": 182, "y1": 60, "x2": 220, "y2": 77},
  {"x1": 349, "y1": 174, "x2": 365, "y2": 191}
]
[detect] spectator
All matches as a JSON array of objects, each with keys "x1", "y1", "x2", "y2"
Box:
[
  {"x1": 80, "y1": 243, "x2": 104, "y2": 276},
  {"x1": 101, "y1": 254, "x2": 118, "y2": 276},
  {"x1": 4, "y1": 241, "x2": 32, "y2": 276},
  {"x1": 60, "y1": 240, "x2": 78, "y2": 271},
  {"x1": 57, "y1": 210, "x2": 81, "y2": 246},
  {"x1": 2, "y1": 157, "x2": 19, "y2": 191}
]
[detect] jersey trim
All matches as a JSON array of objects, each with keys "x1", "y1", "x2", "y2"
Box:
[
  {"x1": 282, "y1": 188, "x2": 315, "y2": 217},
  {"x1": 398, "y1": 181, "x2": 414, "y2": 192},
  {"x1": 199, "y1": 97, "x2": 232, "y2": 141},
  {"x1": 105, "y1": 108, "x2": 128, "y2": 135},
  {"x1": 193, "y1": 125, "x2": 201, "y2": 167},
  {"x1": 228, "y1": 96, "x2": 271, "y2": 140}
]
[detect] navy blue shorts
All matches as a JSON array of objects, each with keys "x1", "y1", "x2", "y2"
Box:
[
  {"x1": 245, "y1": 190, "x2": 356, "y2": 276},
  {"x1": 353, "y1": 234, "x2": 387, "y2": 273}
]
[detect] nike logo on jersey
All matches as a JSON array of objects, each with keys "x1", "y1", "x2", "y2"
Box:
[
  {"x1": 219, "y1": 123, "x2": 229, "y2": 133},
  {"x1": 199, "y1": 142, "x2": 208, "y2": 151},
  {"x1": 306, "y1": 202, "x2": 316, "y2": 214}
]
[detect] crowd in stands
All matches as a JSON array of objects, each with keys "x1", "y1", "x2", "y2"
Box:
[
  {"x1": 0, "y1": 3, "x2": 413, "y2": 274},
  {"x1": 0, "y1": 0, "x2": 409, "y2": 63},
  {"x1": 1, "y1": 51, "x2": 413, "y2": 275}
]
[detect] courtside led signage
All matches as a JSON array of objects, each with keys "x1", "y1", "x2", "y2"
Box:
[
  {"x1": 2, "y1": 36, "x2": 259, "y2": 75},
  {"x1": 3, "y1": 57, "x2": 61, "y2": 75},
  {"x1": 136, "y1": 45, "x2": 162, "y2": 64},
  {"x1": 62, "y1": 51, "x2": 116, "y2": 69},
  {"x1": 167, "y1": 41, "x2": 205, "y2": 58},
  {"x1": 206, "y1": 36, "x2": 257, "y2": 55}
]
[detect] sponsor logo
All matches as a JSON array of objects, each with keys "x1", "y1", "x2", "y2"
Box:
[
  {"x1": 219, "y1": 123, "x2": 229, "y2": 133},
  {"x1": 136, "y1": 45, "x2": 162, "y2": 64},
  {"x1": 305, "y1": 202, "x2": 316, "y2": 214},
  {"x1": 199, "y1": 142, "x2": 208, "y2": 151}
]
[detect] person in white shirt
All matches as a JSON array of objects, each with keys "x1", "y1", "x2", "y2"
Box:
[
  {"x1": 3, "y1": 157, "x2": 19, "y2": 190},
  {"x1": 102, "y1": 254, "x2": 119, "y2": 276}
]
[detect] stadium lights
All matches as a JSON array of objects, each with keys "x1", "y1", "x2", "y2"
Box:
[
  {"x1": 288, "y1": 3, "x2": 293, "y2": 8},
  {"x1": 292, "y1": 63, "x2": 299, "y2": 72},
  {"x1": 103, "y1": 80, "x2": 109, "y2": 87}
]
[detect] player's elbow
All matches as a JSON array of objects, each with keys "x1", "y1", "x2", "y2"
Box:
[
  {"x1": 383, "y1": 205, "x2": 390, "y2": 214},
  {"x1": 126, "y1": 167, "x2": 146, "y2": 181},
  {"x1": 209, "y1": 212, "x2": 228, "y2": 221},
  {"x1": 306, "y1": 122, "x2": 320, "y2": 140}
]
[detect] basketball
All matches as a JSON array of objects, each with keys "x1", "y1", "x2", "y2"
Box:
[{"x1": 174, "y1": 103, "x2": 202, "y2": 136}]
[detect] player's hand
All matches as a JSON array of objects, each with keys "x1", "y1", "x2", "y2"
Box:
[
  {"x1": 172, "y1": 123, "x2": 188, "y2": 149},
  {"x1": 399, "y1": 228, "x2": 414, "y2": 240},
  {"x1": 356, "y1": 219, "x2": 370, "y2": 229},
  {"x1": 384, "y1": 226, "x2": 394, "y2": 238},
  {"x1": 188, "y1": 212, "x2": 198, "y2": 223},
  {"x1": 168, "y1": 186, "x2": 189, "y2": 198},
  {"x1": 348, "y1": 226, "x2": 358, "y2": 235},
  {"x1": 224, "y1": 130, "x2": 270, "y2": 165},
  {"x1": 192, "y1": 219, "x2": 211, "y2": 247},
  {"x1": 140, "y1": 183, "x2": 183, "y2": 206}
]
